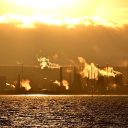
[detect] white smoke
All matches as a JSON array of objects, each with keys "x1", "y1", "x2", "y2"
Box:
[
  {"x1": 38, "y1": 57, "x2": 60, "y2": 69},
  {"x1": 21, "y1": 79, "x2": 31, "y2": 91},
  {"x1": 78, "y1": 57, "x2": 122, "y2": 79},
  {"x1": 53, "y1": 80, "x2": 69, "y2": 90},
  {"x1": 6, "y1": 83, "x2": 15, "y2": 88}
]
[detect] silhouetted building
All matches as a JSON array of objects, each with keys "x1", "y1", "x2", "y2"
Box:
[
  {"x1": 60, "y1": 67, "x2": 63, "y2": 87},
  {"x1": 71, "y1": 67, "x2": 83, "y2": 93},
  {"x1": 0, "y1": 76, "x2": 6, "y2": 87},
  {"x1": 0, "y1": 76, "x2": 6, "y2": 91},
  {"x1": 15, "y1": 74, "x2": 21, "y2": 91}
]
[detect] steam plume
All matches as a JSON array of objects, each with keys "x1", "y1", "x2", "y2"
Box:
[
  {"x1": 21, "y1": 80, "x2": 31, "y2": 91},
  {"x1": 62, "y1": 80, "x2": 69, "y2": 90},
  {"x1": 78, "y1": 57, "x2": 122, "y2": 79},
  {"x1": 53, "y1": 80, "x2": 69, "y2": 90},
  {"x1": 38, "y1": 57, "x2": 60, "y2": 69},
  {"x1": 6, "y1": 83, "x2": 15, "y2": 88}
]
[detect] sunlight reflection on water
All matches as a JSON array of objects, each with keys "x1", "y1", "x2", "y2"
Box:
[{"x1": 0, "y1": 95, "x2": 128, "y2": 127}]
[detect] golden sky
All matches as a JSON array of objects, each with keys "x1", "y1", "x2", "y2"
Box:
[
  {"x1": 0, "y1": 0, "x2": 128, "y2": 66},
  {"x1": 0, "y1": 0, "x2": 128, "y2": 28}
]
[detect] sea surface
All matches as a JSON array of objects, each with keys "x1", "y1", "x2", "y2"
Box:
[{"x1": 0, "y1": 95, "x2": 128, "y2": 128}]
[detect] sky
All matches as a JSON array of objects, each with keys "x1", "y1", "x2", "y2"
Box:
[
  {"x1": 0, "y1": 0, "x2": 128, "y2": 66},
  {"x1": 1, "y1": 0, "x2": 128, "y2": 25}
]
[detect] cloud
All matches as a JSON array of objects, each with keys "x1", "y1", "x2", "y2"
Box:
[
  {"x1": 0, "y1": 22, "x2": 127, "y2": 66},
  {"x1": 0, "y1": 14, "x2": 121, "y2": 28}
]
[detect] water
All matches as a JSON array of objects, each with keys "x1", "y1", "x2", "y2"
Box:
[{"x1": 0, "y1": 95, "x2": 128, "y2": 128}]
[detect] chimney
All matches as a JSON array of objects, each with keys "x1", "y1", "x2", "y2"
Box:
[
  {"x1": 60, "y1": 67, "x2": 63, "y2": 87},
  {"x1": 16, "y1": 74, "x2": 21, "y2": 91}
]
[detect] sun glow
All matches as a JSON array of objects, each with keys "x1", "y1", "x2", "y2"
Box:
[
  {"x1": 0, "y1": 0, "x2": 124, "y2": 28},
  {"x1": 0, "y1": 0, "x2": 127, "y2": 27},
  {"x1": 0, "y1": 14, "x2": 120, "y2": 29},
  {"x1": 8, "y1": 0, "x2": 76, "y2": 10}
]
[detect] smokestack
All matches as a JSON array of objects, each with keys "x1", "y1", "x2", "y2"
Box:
[
  {"x1": 91, "y1": 64, "x2": 93, "y2": 79},
  {"x1": 73, "y1": 66, "x2": 77, "y2": 82},
  {"x1": 106, "y1": 64, "x2": 109, "y2": 78},
  {"x1": 97, "y1": 64, "x2": 99, "y2": 80},
  {"x1": 60, "y1": 67, "x2": 63, "y2": 87},
  {"x1": 16, "y1": 74, "x2": 21, "y2": 91}
]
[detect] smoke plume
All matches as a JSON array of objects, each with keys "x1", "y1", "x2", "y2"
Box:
[
  {"x1": 53, "y1": 80, "x2": 69, "y2": 90},
  {"x1": 78, "y1": 57, "x2": 122, "y2": 79},
  {"x1": 38, "y1": 57, "x2": 60, "y2": 69},
  {"x1": 21, "y1": 79, "x2": 31, "y2": 91}
]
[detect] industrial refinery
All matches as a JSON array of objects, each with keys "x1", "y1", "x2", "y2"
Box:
[{"x1": 0, "y1": 57, "x2": 127, "y2": 95}]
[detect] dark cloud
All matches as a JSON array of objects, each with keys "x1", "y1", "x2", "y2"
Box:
[{"x1": 0, "y1": 24, "x2": 127, "y2": 66}]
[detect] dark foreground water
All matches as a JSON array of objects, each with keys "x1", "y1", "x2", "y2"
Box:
[{"x1": 0, "y1": 95, "x2": 128, "y2": 128}]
